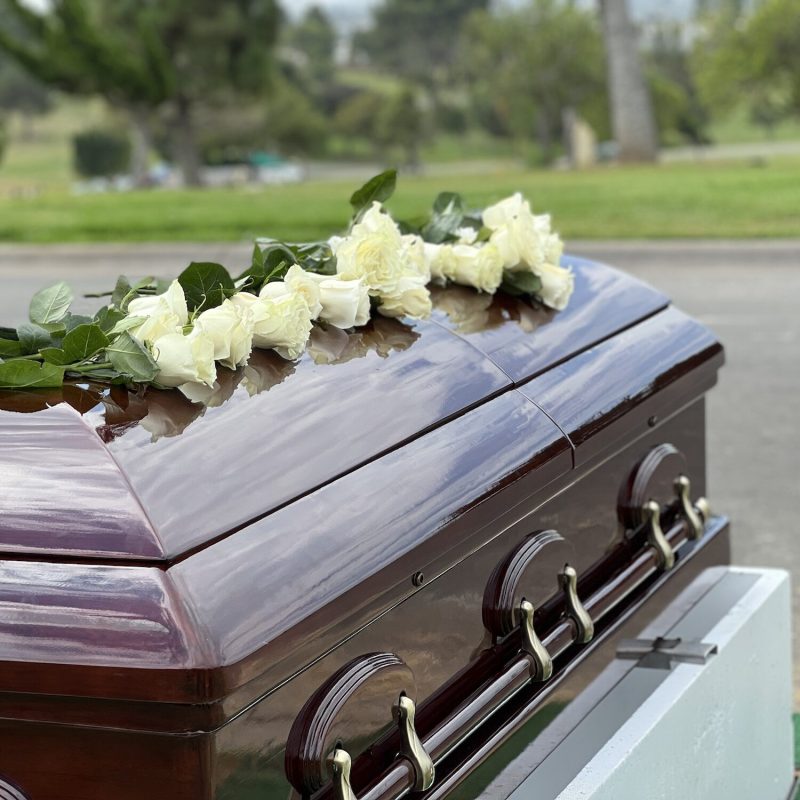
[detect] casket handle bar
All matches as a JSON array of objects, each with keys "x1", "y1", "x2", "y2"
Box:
[{"x1": 290, "y1": 475, "x2": 713, "y2": 800}]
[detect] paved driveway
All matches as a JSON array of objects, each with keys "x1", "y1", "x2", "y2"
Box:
[{"x1": 1, "y1": 240, "x2": 798, "y2": 700}]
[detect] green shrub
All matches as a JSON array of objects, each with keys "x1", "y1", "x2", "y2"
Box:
[{"x1": 73, "y1": 129, "x2": 131, "y2": 178}]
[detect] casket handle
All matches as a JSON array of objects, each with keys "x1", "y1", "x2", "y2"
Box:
[
  {"x1": 558, "y1": 565, "x2": 594, "y2": 644},
  {"x1": 328, "y1": 748, "x2": 357, "y2": 800},
  {"x1": 482, "y1": 530, "x2": 566, "y2": 680},
  {"x1": 285, "y1": 652, "x2": 433, "y2": 800},
  {"x1": 674, "y1": 475, "x2": 709, "y2": 541},
  {"x1": 642, "y1": 500, "x2": 675, "y2": 571}
]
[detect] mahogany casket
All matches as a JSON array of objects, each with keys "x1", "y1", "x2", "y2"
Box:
[{"x1": 0, "y1": 255, "x2": 728, "y2": 800}]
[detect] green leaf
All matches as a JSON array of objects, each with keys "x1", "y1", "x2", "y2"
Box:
[
  {"x1": 106, "y1": 332, "x2": 158, "y2": 382},
  {"x1": 0, "y1": 327, "x2": 19, "y2": 341},
  {"x1": 349, "y1": 169, "x2": 397, "y2": 218},
  {"x1": 40, "y1": 347, "x2": 72, "y2": 366},
  {"x1": 94, "y1": 306, "x2": 126, "y2": 333},
  {"x1": 237, "y1": 244, "x2": 294, "y2": 292},
  {"x1": 111, "y1": 275, "x2": 133, "y2": 308},
  {"x1": 63, "y1": 313, "x2": 94, "y2": 332},
  {"x1": 423, "y1": 192, "x2": 465, "y2": 244},
  {"x1": 178, "y1": 262, "x2": 235, "y2": 313},
  {"x1": 251, "y1": 242, "x2": 265, "y2": 271},
  {"x1": 62, "y1": 324, "x2": 110, "y2": 363},
  {"x1": 0, "y1": 360, "x2": 64, "y2": 388},
  {"x1": 16, "y1": 323, "x2": 52, "y2": 355},
  {"x1": 29, "y1": 282, "x2": 73, "y2": 325},
  {"x1": 501, "y1": 271, "x2": 543, "y2": 297},
  {"x1": 0, "y1": 338, "x2": 22, "y2": 358},
  {"x1": 108, "y1": 316, "x2": 146, "y2": 336},
  {"x1": 83, "y1": 368, "x2": 126, "y2": 381}
]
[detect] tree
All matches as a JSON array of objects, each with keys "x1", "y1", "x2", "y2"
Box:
[
  {"x1": 353, "y1": 0, "x2": 490, "y2": 91},
  {"x1": 0, "y1": 0, "x2": 170, "y2": 185},
  {"x1": 101, "y1": 0, "x2": 282, "y2": 186},
  {"x1": 287, "y1": 6, "x2": 337, "y2": 87},
  {"x1": 694, "y1": 0, "x2": 800, "y2": 132},
  {"x1": 599, "y1": 0, "x2": 659, "y2": 161},
  {"x1": 459, "y1": 0, "x2": 607, "y2": 164},
  {"x1": 376, "y1": 87, "x2": 425, "y2": 167},
  {"x1": 0, "y1": 0, "x2": 282, "y2": 186},
  {"x1": 0, "y1": 55, "x2": 52, "y2": 140},
  {"x1": 646, "y1": 24, "x2": 710, "y2": 145}
]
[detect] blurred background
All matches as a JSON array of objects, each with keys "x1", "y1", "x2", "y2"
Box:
[
  {"x1": 0, "y1": 0, "x2": 798, "y2": 700},
  {"x1": 0, "y1": 0, "x2": 798, "y2": 241}
]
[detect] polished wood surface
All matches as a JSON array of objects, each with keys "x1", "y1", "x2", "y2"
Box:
[
  {"x1": 104, "y1": 319, "x2": 511, "y2": 559},
  {"x1": 430, "y1": 255, "x2": 668, "y2": 382},
  {"x1": 169, "y1": 390, "x2": 571, "y2": 705},
  {"x1": 519, "y1": 306, "x2": 724, "y2": 465},
  {"x1": 0, "y1": 560, "x2": 210, "y2": 702},
  {"x1": 0, "y1": 317, "x2": 719, "y2": 709},
  {"x1": 0, "y1": 257, "x2": 729, "y2": 799},
  {"x1": 0, "y1": 402, "x2": 720, "y2": 798},
  {"x1": 0, "y1": 404, "x2": 161, "y2": 560},
  {"x1": 0, "y1": 258, "x2": 669, "y2": 563},
  {"x1": 0, "y1": 318, "x2": 510, "y2": 561}
]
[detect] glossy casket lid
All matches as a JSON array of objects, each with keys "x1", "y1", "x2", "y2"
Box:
[
  {"x1": 0, "y1": 257, "x2": 666, "y2": 563},
  {"x1": 431, "y1": 255, "x2": 668, "y2": 381}
]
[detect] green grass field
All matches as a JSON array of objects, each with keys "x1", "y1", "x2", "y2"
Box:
[
  {"x1": 1, "y1": 99, "x2": 799, "y2": 243},
  {"x1": 0, "y1": 158, "x2": 798, "y2": 243}
]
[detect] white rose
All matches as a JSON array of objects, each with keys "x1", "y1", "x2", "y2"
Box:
[
  {"x1": 423, "y1": 242, "x2": 447, "y2": 283},
  {"x1": 284, "y1": 264, "x2": 323, "y2": 319},
  {"x1": 483, "y1": 192, "x2": 547, "y2": 272},
  {"x1": 536, "y1": 262, "x2": 575, "y2": 311},
  {"x1": 328, "y1": 235, "x2": 345, "y2": 252},
  {"x1": 400, "y1": 234, "x2": 431, "y2": 282},
  {"x1": 455, "y1": 226, "x2": 479, "y2": 245},
  {"x1": 449, "y1": 242, "x2": 505, "y2": 294},
  {"x1": 543, "y1": 229, "x2": 564, "y2": 268},
  {"x1": 231, "y1": 285, "x2": 313, "y2": 360},
  {"x1": 482, "y1": 192, "x2": 529, "y2": 229},
  {"x1": 426, "y1": 243, "x2": 458, "y2": 283},
  {"x1": 303, "y1": 273, "x2": 371, "y2": 329},
  {"x1": 334, "y1": 202, "x2": 406, "y2": 296},
  {"x1": 378, "y1": 275, "x2": 432, "y2": 320},
  {"x1": 193, "y1": 299, "x2": 254, "y2": 370},
  {"x1": 152, "y1": 329, "x2": 216, "y2": 388},
  {"x1": 128, "y1": 280, "x2": 189, "y2": 344}
]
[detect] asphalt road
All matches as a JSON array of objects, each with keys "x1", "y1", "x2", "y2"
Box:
[{"x1": 1, "y1": 240, "x2": 798, "y2": 700}]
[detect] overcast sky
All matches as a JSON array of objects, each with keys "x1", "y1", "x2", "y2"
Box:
[
  {"x1": 285, "y1": 0, "x2": 698, "y2": 25},
  {"x1": 22, "y1": 0, "x2": 698, "y2": 29}
]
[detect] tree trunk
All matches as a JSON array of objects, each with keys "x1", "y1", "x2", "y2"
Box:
[
  {"x1": 173, "y1": 97, "x2": 202, "y2": 187},
  {"x1": 600, "y1": 0, "x2": 658, "y2": 162},
  {"x1": 129, "y1": 107, "x2": 152, "y2": 188}
]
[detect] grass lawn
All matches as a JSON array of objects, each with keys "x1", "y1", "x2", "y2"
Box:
[{"x1": 0, "y1": 157, "x2": 799, "y2": 243}]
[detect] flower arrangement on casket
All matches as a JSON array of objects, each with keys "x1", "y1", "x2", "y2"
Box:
[{"x1": 0, "y1": 170, "x2": 574, "y2": 396}]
